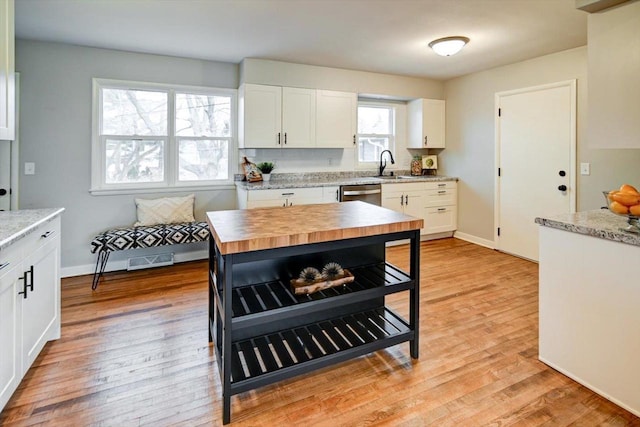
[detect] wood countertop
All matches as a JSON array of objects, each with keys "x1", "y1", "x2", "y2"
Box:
[{"x1": 207, "y1": 201, "x2": 423, "y2": 255}]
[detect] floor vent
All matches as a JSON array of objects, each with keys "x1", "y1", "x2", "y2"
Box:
[{"x1": 127, "y1": 253, "x2": 174, "y2": 271}]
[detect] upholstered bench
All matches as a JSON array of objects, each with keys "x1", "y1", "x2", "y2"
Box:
[{"x1": 90, "y1": 221, "x2": 210, "y2": 290}]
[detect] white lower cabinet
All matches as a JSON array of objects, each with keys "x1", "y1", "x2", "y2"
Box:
[
  {"x1": 237, "y1": 187, "x2": 327, "y2": 209},
  {"x1": 382, "y1": 183, "x2": 426, "y2": 229},
  {"x1": 382, "y1": 181, "x2": 457, "y2": 236},
  {"x1": 0, "y1": 216, "x2": 61, "y2": 411},
  {"x1": 423, "y1": 181, "x2": 457, "y2": 234},
  {"x1": 0, "y1": 258, "x2": 20, "y2": 411}
]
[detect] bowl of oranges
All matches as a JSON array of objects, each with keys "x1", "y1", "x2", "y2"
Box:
[{"x1": 604, "y1": 184, "x2": 640, "y2": 233}]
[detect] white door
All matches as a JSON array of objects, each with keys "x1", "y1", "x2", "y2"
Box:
[{"x1": 496, "y1": 81, "x2": 576, "y2": 261}]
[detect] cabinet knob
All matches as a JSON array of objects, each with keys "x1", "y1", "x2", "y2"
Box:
[
  {"x1": 41, "y1": 230, "x2": 54, "y2": 238},
  {"x1": 400, "y1": 195, "x2": 404, "y2": 206},
  {"x1": 424, "y1": 136, "x2": 428, "y2": 146},
  {"x1": 405, "y1": 195, "x2": 409, "y2": 205},
  {"x1": 277, "y1": 132, "x2": 281, "y2": 145},
  {"x1": 284, "y1": 132, "x2": 287, "y2": 144},
  {"x1": 353, "y1": 134, "x2": 356, "y2": 145}
]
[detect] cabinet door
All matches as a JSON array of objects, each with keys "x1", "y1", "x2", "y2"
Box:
[
  {"x1": 240, "y1": 84, "x2": 282, "y2": 148},
  {"x1": 0, "y1": 259, "x2": 19, "y2": 410},
  {"x1": 316, "y1": 90, "x2": 357, "y2": 148},
  {"x1": 408, "y1": 99, "x2": 445, "y2": 149},
  {"x1": 423, "y1": 205, "x2": 457, "y2": 234},
  {"x1": 282, "y1": 87, "x2": 316, "y2": 147},
  {"x1": 403, "y1": 190, "x2": 425, "y2": 223},
  {"x1": 0, "y1": 0, "x2": 15, "y2": 141},
  {"x1": 382, "y1": 190, "x2": 405, "y2": 214},
  {"x1": 21, "y1": 233, "x2": 60, "y2": 372},
  {"x1": 322, "y1": 186, "x2": 340, "y2": 203}
]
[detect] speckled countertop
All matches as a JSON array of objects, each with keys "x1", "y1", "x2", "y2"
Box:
[
  {"x1": 535, "y1": 209, "x2": 640, "y2": 247},
  {"x1": 236, "y1": 171, "x2": 458, "y2": 190},
  {"x1": 0, "y1": 208, "x2": 65, "y2": 252}
]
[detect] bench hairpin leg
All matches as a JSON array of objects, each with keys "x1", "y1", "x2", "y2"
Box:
[{"x1": 92, "y1": 250, "x2": 110, "y2": 290}]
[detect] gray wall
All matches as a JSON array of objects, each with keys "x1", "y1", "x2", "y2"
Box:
[
  {"x1": 443, "y1": 46, "x2": 640, "y2": 243},
  {"x1": 15, "y1": 40, "x2": 239, "y2": 273}
]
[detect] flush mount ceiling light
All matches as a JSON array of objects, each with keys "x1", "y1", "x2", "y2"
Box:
[{"x1": 428, "y1": 36, "x2": 470, "y2": 57}]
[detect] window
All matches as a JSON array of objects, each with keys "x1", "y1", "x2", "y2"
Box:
[
  {"x1": 357, "y1": 102, "x2": 395, "y2": 165},
  {"x1": 92, "y1": 79, "x2": 235, "y2": 193}
]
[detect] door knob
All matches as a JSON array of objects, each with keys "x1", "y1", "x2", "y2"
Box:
[
  {"x1": 558, "y1": 185, "x2": 567, "y2": 192},
  {"x1": 0, "y1": 188, "x2": 7, "y2": 196},
  {"x1": 559, "y1": 170, "x2": 566, "y2": 177}
]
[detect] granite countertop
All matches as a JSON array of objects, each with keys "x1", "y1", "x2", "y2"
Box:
[
  {"x1": 207, "y1": 201, "x2": 423, "y2": 255},
  {"x1": 236, "y1": 171, "x2": 458, "y2": 190},
  {"x1": 0, "y1": 208, "x2": 65, "y2": 251},
  {"x1": 535, "y1": 209, "x2": 640, "y2": 247}
]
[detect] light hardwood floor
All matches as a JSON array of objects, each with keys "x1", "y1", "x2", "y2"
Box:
[{"x1": 1, "y1": 238, "x2": 638, "y2": 426}]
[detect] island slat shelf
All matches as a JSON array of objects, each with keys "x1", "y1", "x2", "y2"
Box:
[
  {"x1": 227, "y1": 307, "x2": 411, "y2": 394},
  {"x1": 207, "y1": 202, "x2": 422, "y2": 424}
]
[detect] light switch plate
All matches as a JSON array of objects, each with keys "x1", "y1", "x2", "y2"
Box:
[
  {"x1": 24, "y1": 162, "x2": 35, "y2": 175},
  {"x1": 580, "y1": 162, "x2": 590, "y2": 176}
]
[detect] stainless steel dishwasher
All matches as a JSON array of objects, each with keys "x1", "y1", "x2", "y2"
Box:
[{"x1": 339, "y1": 183, "x2": 382, "y2": 206}]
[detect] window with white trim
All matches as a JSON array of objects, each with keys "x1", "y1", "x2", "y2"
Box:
[
  {"x1": 357, "y1": 102, "x2": 396, "y2": 166},
  {"x1": 91, "y1": 79, "x2": 235, "y2": 193}
]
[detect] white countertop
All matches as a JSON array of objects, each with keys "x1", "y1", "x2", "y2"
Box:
[{"x1": 0, "y1": 208, "x2": 65, "y2": 252}]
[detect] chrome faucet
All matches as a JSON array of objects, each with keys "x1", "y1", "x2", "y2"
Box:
[{"x1": 378, "y1": 150, "x2": 395, "y2": 176}]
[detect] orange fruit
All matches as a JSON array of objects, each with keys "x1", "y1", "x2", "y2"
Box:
[
  {"x1": 619, "y1": 184, "x2": 640, "y2": 195},
  {"x1": 612, "y1": 192, "x2": 640, "y2": 207},
  {"x1": 610, "y1": 201, "x2": 629, "y2": 215},
  {"x1": 630, "y1": 204, "x2": 640, "y2": 216}
]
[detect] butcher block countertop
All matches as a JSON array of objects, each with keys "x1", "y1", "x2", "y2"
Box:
[{"x1": 206, "y1": 201, "x2": 423, "y2": 255}]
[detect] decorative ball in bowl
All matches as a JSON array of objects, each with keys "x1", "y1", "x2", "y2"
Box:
[{"x1": 603, "y1": 184, "x2": 640, "y2": 233}]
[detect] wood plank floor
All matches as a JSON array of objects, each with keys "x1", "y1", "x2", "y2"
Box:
[{"x1": 1, "y1": 238, "x2": 639, "y2": 426}]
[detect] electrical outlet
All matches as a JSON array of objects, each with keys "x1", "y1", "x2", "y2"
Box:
[
  {"x1": 24, "y1": 162, "x2": 35, "y2": 175},
  {"x1": 580, "y1": 162, "x2": 590, "y2": 176}
]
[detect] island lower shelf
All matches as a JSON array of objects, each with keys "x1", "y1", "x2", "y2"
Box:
[{"x1": 228, "y1": 307, "x2": 412, "y2": 394}]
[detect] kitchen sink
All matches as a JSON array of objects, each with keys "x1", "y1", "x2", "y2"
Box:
[{"x1": 376, "y1": 175, "x2": 415, "y2": 180}]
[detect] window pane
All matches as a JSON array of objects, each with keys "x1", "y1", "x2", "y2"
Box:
[
  {"x1": 175, "y1": 93, "x2": 231, "y2": 137},
  {"x1": 358, "y1": 106, "x2": 391, "y2": 134},
  {"x1": 358, "y1": 137, "x2": 390, "y2": 162},
  {"x1": 105, "y1": 139, "x2": 164, "y2": 183},
  {"x1": 178, "y1": 139, "x2": 229, "y2": 181},
  {"x1": 101, "y1": 89, "x2": 167, "y2": 136}
]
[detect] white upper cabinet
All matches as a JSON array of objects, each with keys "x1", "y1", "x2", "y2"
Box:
[
  {"x1": 588, "y1": 1, "x2": 640, "y2": 148},
  {"x1": 239, "y1": 84, "x2": 316, "y2": 148},
  {"x1": 316, "y1": 90, "x2": 357, "y2": 148},
  {"x1": 407, "y1": 99, "x2": 445, "y2": 149},
  {"x1": 0, "y1": 0, "x2": 15, "y2": 141},
  {"x1": 239, "y1": 84, "x2": 282, "y2": 148},
  {"x1": 282, "y1": 87, "x2": 316, "y2": 147},
  {"x1": 239, "y1": 84, "x2": 357, "y2": 149}
]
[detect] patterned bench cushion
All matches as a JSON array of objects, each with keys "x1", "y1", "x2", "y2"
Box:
[{"x1": 90, "y1": 221, "x2": 210, "y2": 254}]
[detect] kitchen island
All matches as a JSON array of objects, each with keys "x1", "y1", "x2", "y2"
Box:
[
  {"x1": 206, "y1": 201, "x2": 423, "y2": 424},
  {"x1": 536, "y1": 210, "x2": 640, "y2": 417}
]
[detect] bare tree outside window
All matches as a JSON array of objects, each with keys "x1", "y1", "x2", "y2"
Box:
[{"x1": 97, "y1": 82, "x2": 234, "y2": 189}]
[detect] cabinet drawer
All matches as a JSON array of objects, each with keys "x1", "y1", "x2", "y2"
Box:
[
  {"x1": 248, "y1": 187, "x2": 323, "y2": 201},
  {"x1": 424, "y1": 181, "x2": 456, "y2": 190},
  {"x1": 424, "y1": 189, "x2": 457, "y2": 207},
  {"x1": 19, "y1": 216, "x2": 61, "y2": 254},
  {"x1": 424, "y1": 206, "x2": 457, "y2": 234}
]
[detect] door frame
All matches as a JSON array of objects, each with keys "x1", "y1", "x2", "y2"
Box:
[{"x1": 494, "y1": 79, "x2": 577, "y2": 248}]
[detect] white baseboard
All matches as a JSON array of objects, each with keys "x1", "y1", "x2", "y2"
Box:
[
  {"x1": 453, "y1": 231, "x2": 495, "y2": 249},
  {"x1": 61, "y1": 249, "x2": 208, "y2": 278}
]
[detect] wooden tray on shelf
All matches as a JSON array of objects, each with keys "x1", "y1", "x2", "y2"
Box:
[{"x1": 290, "y1": 269, "x2": 354, "y2": 295}]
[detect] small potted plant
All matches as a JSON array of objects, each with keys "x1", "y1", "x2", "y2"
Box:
[{"x1": 257, "y1": 161, "x2": 275, "y2": 181}]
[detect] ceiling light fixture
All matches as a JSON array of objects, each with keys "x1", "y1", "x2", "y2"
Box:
[{"x1": 428, "y1": 36, "x2": 470, "y2": 57}]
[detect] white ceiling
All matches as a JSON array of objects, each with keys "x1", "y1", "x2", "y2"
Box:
[{"x1": 14, "y1": 0, "x2": 589, "y2": 81}]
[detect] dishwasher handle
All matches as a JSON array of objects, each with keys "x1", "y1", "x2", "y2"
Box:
[{"x1": 342, "y1": 189, "x2": 381, "y2": 196}]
